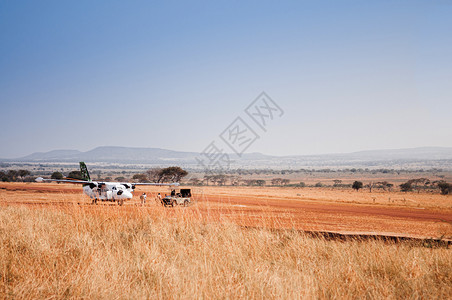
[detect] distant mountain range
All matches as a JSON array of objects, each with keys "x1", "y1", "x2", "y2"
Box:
[
  {"x1": 15, "y1": 147, "x2": 198, "y2": 163},
  {"x1": 2, "y1": 146, "x2": 452, "y2": 169}
]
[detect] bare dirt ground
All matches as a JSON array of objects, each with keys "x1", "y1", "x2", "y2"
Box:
[{"x1": 1, "y1": 182, "x2": 451, "y2": 240}]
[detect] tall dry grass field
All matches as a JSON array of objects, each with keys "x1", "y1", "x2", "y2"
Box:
[{"x1": 1, "y1": 204, "x2": 451, "y2": 299}]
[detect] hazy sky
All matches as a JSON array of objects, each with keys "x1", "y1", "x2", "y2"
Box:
[{"x1": 1, "y1": 1, "x2": 451, "y2": 158}]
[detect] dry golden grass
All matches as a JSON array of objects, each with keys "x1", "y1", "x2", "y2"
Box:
[{"x1": 1, "y1": 205, "x2": 451, "y2": 299}]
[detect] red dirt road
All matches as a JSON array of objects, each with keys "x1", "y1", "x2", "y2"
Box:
[{"x1": 195, "y1": 193, "x2": 452, "y2": 239}]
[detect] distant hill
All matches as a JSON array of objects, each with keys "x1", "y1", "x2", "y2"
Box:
[
  {"x1": 340, "y1": 147, "x2": 452, "y2": 161},
  {"x1": 16, "y1": 146, "x2": 199, "y2": 164},
  {"x1": 2, "y1": 146, "x2": 452, "y2": 169},
  {"x1": 281, "y1": 147, "x2": 452, "y2": 163},
  {"x1": 10, "y1": 146, "x2": 274, "y2": 164},
  {"x1": 18, "y1": 149, "x2": 83, "y2": 161},
  {"x1": 274, "y1": 147, "x2": 452, "y2": 169}
]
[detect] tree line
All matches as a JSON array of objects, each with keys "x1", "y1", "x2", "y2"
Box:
[
  {"x1": 0, "y1": 169, "x2": 32, "y2": 182},
  {"x1": 187, "y1": 167, "x2": 447, "y2": 176},
  {"x1": 3, "y1": 166, "x2": 450, "y2": 195},
  {"x1": 182, "y1": 174, "x2": 452, "y2": 195},
  {"x1": 49, "y1": 167, "x2": 189, "y2": 183},
  {"x1": 351, "y1": 179, "x2": 451, "y2": 195}
]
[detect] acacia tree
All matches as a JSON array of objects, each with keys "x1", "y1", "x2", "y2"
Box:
[
  {"x1": 189, "y1": 177, "x2": 201, "y2": 185},
  {"x1": 146, "y1": 168, "x2": 162, "y2": 183},
  {"x1": 132, "y1": 174, "x2": 149, "y2": 182},
  {"x1": 271, "y1": 178, "x2": 282, "y2": 185},
  {"x1": 230, "y1": 176, "x2": 241, "y2": 186},
  {"x1": 367, "y1": 181, "x2": 375, "y2": 193},
  {"x1": 333, "y1": 179, "x2": 342, "y2": 187},
  {"x1": 51, "y1": 172, "x2": 63, "y2": 180},
  {"x1": 203, "y1": 175, "x2": 212, "y2": 186},
  {"x1": 256, "y1": 180, "x2": 266, "y2": 186},
  {"x1": 400, "y1": 182, "x2": 412, "y2": 192},
  {"x1": 399, "y1": 178, "x2": 430, "y2": 193},
  {"x1": 7, "y1": 170, "x2": 17, "y2": 181},
  {"x1": 410, "y1": 178, "x2": 430, "y2": 193},
  {"x1": 157, "y1": 167, "x2": 188, "y2": 183},
  {"x1": 375, "y1": 181, "x2": 394, "y2": 192},
  {"x1": 18, "y1": 170, "x2": 30, "y2": 180},
  {"x1": 0, "y1": 171, "x2": 6, "y2": 182},
  {"x1": 214, "y1": 174, "x2": 228, "y2": 186},
  {"x1": 67, "y1": 170, "x2": 82, "y2": 180}
]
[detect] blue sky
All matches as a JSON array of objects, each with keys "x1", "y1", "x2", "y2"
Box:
[{"x1": 1, "y1": 1, "x2": 451, "y2": 158}]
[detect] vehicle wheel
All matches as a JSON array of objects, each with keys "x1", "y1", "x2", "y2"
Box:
[
  {"x1": 184, "y1": 200, "x2": 189, "y2": 207},
  {"x1": 118, "y1": 199, "x2": 124, "y2": 206},
  {"x1": 172, "y1": 200, "x2": 177, "y2": 207}
]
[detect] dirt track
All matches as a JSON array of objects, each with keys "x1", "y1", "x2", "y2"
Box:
[
  {"x1": 200, "y1": 193, "x2": 452, "y2": 238},
  {"x1": 1, "y1": 183, "x2": 451, "y2": 239}
]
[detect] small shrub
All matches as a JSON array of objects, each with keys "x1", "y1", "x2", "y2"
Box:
[
  {"x1": 400, "y1": 182, "x2": 412, "y2": 192},
  {"x1": 352, "y1": 181, "x2": 363, "y2": 191},
  {"x1": 437, "y1": 182, "x2": 451, "y2": 195}
]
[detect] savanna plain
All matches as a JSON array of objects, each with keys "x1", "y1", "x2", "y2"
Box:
[{"x1": 0, "y1": 182, "x2": 451, "y2": 299}]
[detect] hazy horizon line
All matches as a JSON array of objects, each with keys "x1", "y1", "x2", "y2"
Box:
[{"x1": 2, "y1": 145, "x2": 452, "y2": 160}]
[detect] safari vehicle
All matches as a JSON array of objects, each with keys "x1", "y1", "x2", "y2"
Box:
[{"x1": 161, "y1": 188, "x2": 192, "y2": 207}]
